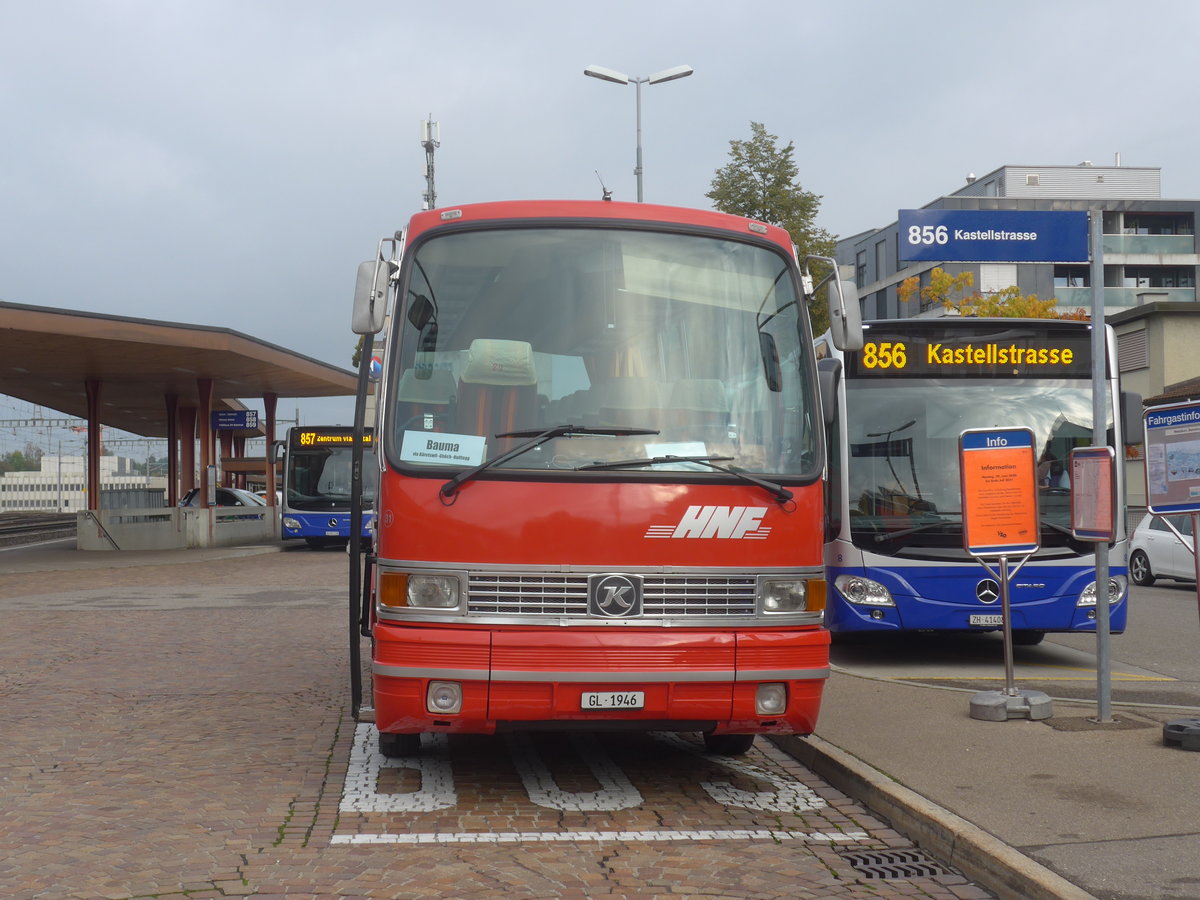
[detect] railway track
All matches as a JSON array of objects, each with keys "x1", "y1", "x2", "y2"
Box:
[{"x1": 0, "y1": 512, "x2": 77, "y2": 546}]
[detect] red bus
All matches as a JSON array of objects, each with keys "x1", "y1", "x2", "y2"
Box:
[{"x1": 349, "y1": 199, "x2": 861, "y2": 756}]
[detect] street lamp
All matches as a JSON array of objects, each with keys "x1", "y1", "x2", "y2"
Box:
[{"x1": 583, "y1": 63, "x2": 693, "y2": 202}]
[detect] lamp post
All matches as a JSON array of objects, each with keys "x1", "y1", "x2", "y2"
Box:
[{"x1": 583, "y1": 63, "x2": 693, "y2": 202}]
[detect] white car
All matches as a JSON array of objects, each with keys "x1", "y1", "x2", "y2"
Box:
[{"x1": 1128, "y1": 513, "x2": 1196, "y2": 586}]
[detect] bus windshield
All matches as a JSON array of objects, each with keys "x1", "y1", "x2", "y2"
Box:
[
  {"x1": 386, "y1": 225, "x2": 820, "y2": 479},
  {"x1": 286, "y1": 440, "x2": 378, "y2": 511},
  {"x1": 842, "y1": 378, "x2": 1112, "y2": 550}
]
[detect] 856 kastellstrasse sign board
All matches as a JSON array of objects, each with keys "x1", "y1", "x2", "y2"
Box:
[
  {"x1": 1144, "y1": 400, "x2": 1200, "y2": 515},
  {"x1": 899, "y1": 210, "x2": 1089, "y2": 263}
]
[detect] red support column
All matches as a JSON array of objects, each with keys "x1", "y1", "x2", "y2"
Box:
[
  {"x1": 179, "y1": 407, "x2": 197, "y2": 496},
  {"x1": 164, "y1": 394, "x2": 179, "y2": 507},
  {"x1": 219, "y1": 432, "x2": 234, "y2": 486},
  {"x1": 263, "y1": 393, "x2": 278, "y2": 506},
  {"x1": 197, "y1": 378, "x2": 214, "y2": 507},
  {"x1": 85, "y1": 379, "x2": 102, "y2": 511}
]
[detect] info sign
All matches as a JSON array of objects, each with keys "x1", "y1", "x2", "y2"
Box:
[
  {"x1": 960, "y1": 427, "x2": 1040, "y2": 557},
  {"x1": 211, "y1": 409, "x2": 259, "y2": 430},
  {"x1": 898, "y1": 209, "x2": 1089, "y2": 263},
  {"x1": 1069, "y1": 446, "x2": 1116, "y2": 542},
  {"x1": 1144, "y1": 400, "x2": 1200, "y2": 515}
]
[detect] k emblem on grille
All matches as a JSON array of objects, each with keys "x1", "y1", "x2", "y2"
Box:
[{"x1": 588, "y1": 574, "x2": 643, "y2": 618}]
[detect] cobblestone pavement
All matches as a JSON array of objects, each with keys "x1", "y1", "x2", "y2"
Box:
[{"x1": 0, "y1": 549, "x2": 993, "y2": 899}]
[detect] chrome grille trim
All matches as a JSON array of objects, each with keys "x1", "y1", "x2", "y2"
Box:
[{"x1": 468, "y1": 572, "x2": 757, "y2": 618}]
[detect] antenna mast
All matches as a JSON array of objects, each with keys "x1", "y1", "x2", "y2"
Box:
[{"x1": 421, "y1": 115, "x2": 440, "y2": 210}]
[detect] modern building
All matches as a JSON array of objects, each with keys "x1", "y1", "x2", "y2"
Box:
[
  {"x1": 837, "y1": 161, "x2": 1197, "y2": 319},
  {"x1": 0, "y1": 455, "x2": 165, "y2": 512}
]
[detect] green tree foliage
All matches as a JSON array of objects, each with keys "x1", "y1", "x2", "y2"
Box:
[
  {"x1": 707, "y1": 122, "x2": 836, "y2": 335},
  {"x1": 0, "y1": 442, "x2": 43, "y2": 475}
]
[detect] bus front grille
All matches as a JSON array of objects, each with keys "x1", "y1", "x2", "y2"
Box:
[{"x1": 467, "y1": 573, "x2": 757, "y2": 618}]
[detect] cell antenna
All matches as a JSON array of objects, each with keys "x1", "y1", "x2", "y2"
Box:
[
  {"x1": 595, "y1": 170, "x2": 612, "y2": 201},
  {"x1": 421, "y1": 115, "x2": 440, "y2": 210}
]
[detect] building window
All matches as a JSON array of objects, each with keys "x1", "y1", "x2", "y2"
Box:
[
  {"x1": 1123, "y1": 213, "x2": 1194, "y2": 236},
  {"x1": 1055, "y1": 266, "x2": 1089, "y2": 287},
  {"x1": 855, "y1": 250, "x2": 867, "y2": 288},
  {"x1": 1026, "y1": 174, "x2": 1040, "y2": 186},
  {"x1": 1123, "y1": 266, "x2": 1195, "y2": 288}
]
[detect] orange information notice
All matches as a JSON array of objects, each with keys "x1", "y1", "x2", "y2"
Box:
[{"x1": 959, "y1": 428, "x2": 1040, "y2": 557}]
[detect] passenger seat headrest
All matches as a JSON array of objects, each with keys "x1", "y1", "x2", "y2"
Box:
[{"x1": 460, "y1": 339, "x2": 537, "y2": 386}]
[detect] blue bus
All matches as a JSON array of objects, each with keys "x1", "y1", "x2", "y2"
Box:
[
  {"x1": 279, "y1": 426, "x2": 376, "y2": 549},
  {"x1": 816, "y1": 318, "x2": 1140, "y2": 643}
]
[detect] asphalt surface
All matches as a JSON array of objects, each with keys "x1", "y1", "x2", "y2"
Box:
[{"x1": 3, "y1": 538, "x2": 1198, "y2": 899}]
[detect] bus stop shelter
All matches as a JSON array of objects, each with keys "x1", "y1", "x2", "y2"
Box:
[{"x1": 0, "y1": 300, "x2": 358, "y2": 548}]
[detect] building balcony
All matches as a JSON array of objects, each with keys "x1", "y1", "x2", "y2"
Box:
[
  {"x1": 1055, "y1": 286, "x2": 1197, "y2": 311},
  {"x1": 1102, "y1": 234, "x2": 1195, "y2": 256}
]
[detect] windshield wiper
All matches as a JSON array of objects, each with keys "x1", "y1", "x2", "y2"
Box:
[
  {"x1": 439, "y1": 424, "x2": 659, "y2": 499},
  {"x1": 870, "y1": 512, "x2": 962, "y2": 543},
  {"x1": 577, "y1": 455, "x2": 793, "y2": 503}
]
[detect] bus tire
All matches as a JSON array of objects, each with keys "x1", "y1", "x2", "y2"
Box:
[
  {"x1": 378, "y1": 731, "x2": 421, "y2": 757},
  {"x1": 1012, "y1": 630, "x2": 1046, "y2": 646},
  {"x1": 702, "y1": 733, "x2": 756, "y2": 755},
  {"x1": 1129, "y1": 550, "x2": 1156, "y2": 586}
]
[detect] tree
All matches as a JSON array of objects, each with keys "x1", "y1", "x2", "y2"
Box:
[
  {"x1": 898, "y1": 267, "x2": 1087, "y2": 319},
  {"x1": 707, "y1": 122, "x2": 836, "y2": 334},
  {"x1": 0, "y1": 442, "x2": 43, "y2": 475}
]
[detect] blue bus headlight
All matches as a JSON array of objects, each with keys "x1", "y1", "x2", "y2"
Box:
[
  {"x1": 1077, "y1": 576, "x2": 1126, "y2": 607},
  {"x1": 834, "y1": 574, "x2": 895, "y2": 607},
  {"x1": 282, "y1": 516, "x2": 301, "y2": 531}
]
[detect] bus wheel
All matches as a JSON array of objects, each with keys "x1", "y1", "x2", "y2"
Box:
[
  {"x1": 1012, "y1": 630, "x2": 1046, "y2": 646},
  {"x1": 703, "y1": 733, "x2": 756, "y2": 755},
  {"x1": 378, "y1": 731, "x2": 421, "y2": 757}
]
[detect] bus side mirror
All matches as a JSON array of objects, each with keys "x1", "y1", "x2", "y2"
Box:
[
  {"x1": 803, "y1": 255, "x2": 863, "y2": 352},
  {"x1": 1121, "y1": 390, "x2": 1144, "y2": 445},
  {"x1": 271, "y1": 440, "x2": 285, "y2": 463},
  {"x1": 827, "y1": 278, "x2": 863, "y2": 352},
  {"x1": 352, "y1": 259, "x2": 391, "y2": 335},
  {"x1": 817, "y1": 357, "x2": 842, "y2": 428}
]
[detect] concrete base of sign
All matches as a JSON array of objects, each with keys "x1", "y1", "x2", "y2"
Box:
[
  {"x1": 969, "y1": 689, "x2": 1054, "y2": 722},
  {"x1": 1163, "y1": 718, "x2": 1200, "y2": 751}
]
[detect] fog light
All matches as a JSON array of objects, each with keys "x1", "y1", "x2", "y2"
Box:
[
  {"x1": 426, "y1": 681, "x2": 462, "y2": 714},
  {"x1": 755, "y1": 682, "x2": 788, "y2": 715}
]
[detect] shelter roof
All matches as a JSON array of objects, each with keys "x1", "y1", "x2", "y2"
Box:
[{"x1": 0, "y1": 301, "x2": 356, "y2": 437}]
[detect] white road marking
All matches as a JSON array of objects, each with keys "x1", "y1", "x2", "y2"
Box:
[
  {"x1": 651, "y1": 731, "x2": 827, "y2": 812},
  {"x1": 332, "y1": 828, "x2": 869, "y2": 845},
  {"x1": 339, "y1": 726, "x2": 456, "y2": 812},
  {"x1": 507, "y1": 731, "x2": 644, "y2": 811}
]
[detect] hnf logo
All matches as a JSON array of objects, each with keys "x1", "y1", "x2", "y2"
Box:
[
  {"x1": 588, "y1": 574, "x2": 642, "y2": 618},
  {"x1": 644, "y1": 506, "x2": 771, "y2": 540}
]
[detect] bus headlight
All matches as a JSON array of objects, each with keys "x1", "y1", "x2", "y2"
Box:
[
  {"x1": 408, "y1": 574, "x2": 460, "y2": 609},
  {"x1": 1077, "y1": 576, "x2": 1126, "y2": 607},
  {"x1": 427, "y1": 681, "x2": 463, "y2": 714},
  {"x1": 378, "y1": 572, "x2": 461, "y2": 609},
  {"x1": 834, "y1": 574, "x2": 895, "y2": 607},
  {"x1": 282, "y1": 516, "x2": 301, "y2": 531},
  {"x1": 759, "y1": 578, "x2": 824, "y2": 613}
]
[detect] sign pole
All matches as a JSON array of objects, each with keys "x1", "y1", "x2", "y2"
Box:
[
  {"x1": 998, "y1": 555, "x2": 1016, "y2": 697},
  {"x1": 1088, "y1": 209, "x2": 1114, "y2": 724}
]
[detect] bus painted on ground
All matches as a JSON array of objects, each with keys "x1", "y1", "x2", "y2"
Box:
[
  {"x1": 349, "y1": 199, "x2": 861, "y2": 756},
  {"x1": 817, "y1": 317, "x2": 1140, "y2": 642},
  {"x1": 279, "y1": 426, "x2": 376, "y2": 549}
]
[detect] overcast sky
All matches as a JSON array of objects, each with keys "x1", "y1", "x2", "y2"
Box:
[{"x1": 3, "y1": 0, "x2": 1199, "y2": 454}]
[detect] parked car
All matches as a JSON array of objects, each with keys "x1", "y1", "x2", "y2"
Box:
[
  {"x1": 1128, "y1": 513, "x2": 1196, "y2": 586},
  {"x1": 178, "y1": 487, "x2": 267, "y2": 508}
]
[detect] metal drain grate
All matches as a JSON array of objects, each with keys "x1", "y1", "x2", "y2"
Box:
[{"x1": 838, "y1": 848, "x2": 951, "y2": 879}]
